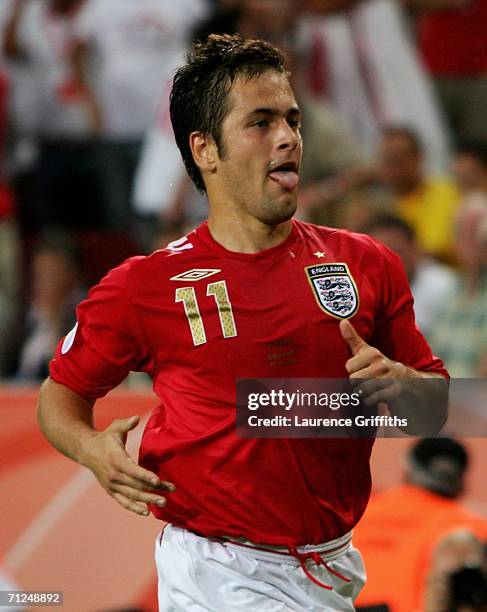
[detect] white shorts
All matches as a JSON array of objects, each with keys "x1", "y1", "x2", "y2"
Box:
[{"x1": 154, "y1": 525, "x2": 366, "y2": 611}]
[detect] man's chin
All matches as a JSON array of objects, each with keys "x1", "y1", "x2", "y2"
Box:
[{"x1": 261, "y1": 196, "x2": 297, "y2": 226}]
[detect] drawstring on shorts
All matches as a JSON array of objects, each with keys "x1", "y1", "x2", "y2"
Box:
[
  {"x1": 287, "y1": 546, "x2": 351, "y2": 590},
  {"x1": 213, "y1": 531, "x2": 352, "y2": 591}
]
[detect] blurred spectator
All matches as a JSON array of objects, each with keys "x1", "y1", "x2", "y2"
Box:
[
  {"x1": 2, "y1": 0, "x2": 104, "y2": 230},
  {"x1": 334, "y1": 184, "x2": 393, "y2": 232},
  {"x1": 365, "y1": 214, "x2": 456, "y2": 337},
  {"x1": 453, "y1": 144, "x2": 487, "y2": 197},
  {"x1": 0, "y1": 66, "x2": 20, "y2": 377},
  {"x1": 0, "y1": 210, "x2": 20, "y2": 376},
  {"x1": 15, "y1": 230, "x2": 85, "y2": 382},
  {"x1": 3, "y1": 0, "x2": 93, "y2": 138},
  {"x1": 427, "y1": 215, "x2": 487, "y2": 377},
  {"x1": 378, "y1": 125, "x2": 459, "y2": 262},
  {"x1": 354, "y1": 438, "x2": 487, "y2": 612},
  {"x1": 0, "y1": 0, "x2": 44, "y2": 136},
  {"x1": 414, "y1": 0, "x2": 487, "y2": 150},
  {"x1": 453, "y1": 144, "x2": 487, "y2": 269},
  {"x1": 424, "y1": 529, "x2": 487, "y2": 612},
  {"x1": 71, "y1": 0, "x2": 208, "y2": 247},
  {"x1": 304, "y1": 0, "x2": 450, "y2": 173}
]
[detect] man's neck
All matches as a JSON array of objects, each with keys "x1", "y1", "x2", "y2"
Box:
[{"x1": 207, "y1": 209, "x2": 293, "y2": 254}]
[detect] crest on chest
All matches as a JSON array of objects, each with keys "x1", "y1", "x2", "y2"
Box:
[{"x1": 305, "y1": 263, "x2": 359, "y2": 319}]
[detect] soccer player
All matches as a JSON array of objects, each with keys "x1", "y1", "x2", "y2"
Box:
[{"x1": 38, "y1": 35, "x2": 448, "y2": 611}]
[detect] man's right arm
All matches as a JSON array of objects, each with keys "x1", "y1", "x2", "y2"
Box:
[
  {"x1": 3, "y1": 0, "x2": 28, "y2": 60},
  {"x1": 70, "y1": 39, "x2": 103, "y2": 134},
  {"x1": 38, "y1": 377, "x2": 175, "y2": 516}
]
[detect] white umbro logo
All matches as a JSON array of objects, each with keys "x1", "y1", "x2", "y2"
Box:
[
  {"x1": 170, "y1": 269, "x2": 222, "y2": 282},
  {"x1": 166, "y1": 235, "x2": 193, "y2": 253}
]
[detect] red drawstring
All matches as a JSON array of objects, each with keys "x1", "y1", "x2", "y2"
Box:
[
  {"x1": 214, "y1": 535, "x2": 352, "y2": 591},
  {"x1": 288, "y1": 547, "x2": 350, "y2": 591}
]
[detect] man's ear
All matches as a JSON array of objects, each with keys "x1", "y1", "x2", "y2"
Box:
[{"x1": 189, "y1": 132, "x2": 218, "y2": 175}]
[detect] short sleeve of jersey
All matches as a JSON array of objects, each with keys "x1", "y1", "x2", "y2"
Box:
[
  {"x1": 50, "y1": 257, "x2": 153, "y2": 400},
  {"x1": 371, "y1": 241, "x2": 449, "y2": 378}
]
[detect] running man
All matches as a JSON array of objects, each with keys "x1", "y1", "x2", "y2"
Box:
[{"x1": 38, "y1": 35, "x2": 448, "y2": 611}]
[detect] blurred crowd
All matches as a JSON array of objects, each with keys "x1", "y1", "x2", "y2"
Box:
[{"x1": 0, "y1": 0, "x2": 486, "y2": 384}]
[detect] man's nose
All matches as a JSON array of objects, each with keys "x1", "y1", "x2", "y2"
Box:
[{"x1": 276, "y1": 121, "x2": 300, "y2": 151}]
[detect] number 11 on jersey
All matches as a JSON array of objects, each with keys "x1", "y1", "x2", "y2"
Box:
[{"x1": 175, "y1": 280, "x2": 237, "y2": 346}]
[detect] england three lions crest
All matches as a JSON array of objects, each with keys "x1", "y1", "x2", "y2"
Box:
[{"x1": 305, "y1": 263, "x2": 359, "y2": 319}]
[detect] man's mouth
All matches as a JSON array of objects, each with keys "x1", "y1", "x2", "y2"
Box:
[{"x1": 268, "y1": 161, "x2": 299, "y2": 191}]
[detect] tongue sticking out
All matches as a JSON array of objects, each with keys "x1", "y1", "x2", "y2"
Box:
[{"x1": 269, "y1": 170, "x2": 299, "y2": 191}]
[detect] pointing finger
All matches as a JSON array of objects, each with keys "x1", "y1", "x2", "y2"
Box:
[{"x1": 339, "y1": 320, "x2": 368, "y2": 356}]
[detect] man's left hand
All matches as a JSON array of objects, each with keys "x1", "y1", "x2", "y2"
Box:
[
  {"x1": 339, "y1": 319, "x2": 410, "y2": 407},
  {"x1": 339, "y1": 319, "x2": 448, "y2": 435}
]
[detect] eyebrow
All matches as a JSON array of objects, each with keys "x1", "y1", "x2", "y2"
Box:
[{"x1": 248, "y1": 107, "x2": 301, "y2": 118}]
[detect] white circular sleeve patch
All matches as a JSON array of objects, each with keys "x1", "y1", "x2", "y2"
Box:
[{"x1": 61, "y1": 322, "x2": 78, "y2": 354}]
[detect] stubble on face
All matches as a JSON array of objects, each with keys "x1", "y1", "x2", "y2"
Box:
[{"x1": 257, "y1": 188, "x2": 297, "y2": 226}]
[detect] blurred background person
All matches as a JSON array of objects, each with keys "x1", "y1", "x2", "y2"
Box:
[
  {"x1": 453, "y1": 143, "x2": 487, "y2": 265},
  {"x1": 427, "y1": 214, "x2": 487, "y2": 377},
  {"x1": 365, "y1": 213, "x2": 456, "y2": 338},
  {"x1": 377, "y1": 125, "x2": 459, "y2": 263},
  {"x1": 71, "y1": 0, "x2": 208, "y2": 249},
  {"x1": 332, "y1": 185, "x2": 393, "y2": 233},
  {"x1": 2, "y1": 0, "x2": 104, "y2": 231},
  {"x1": 15, "y1": 230, "x2": 85, "y2": 383},
  {"x1": 0, "y1": 65, "x2": 20, "y2": 377},
  {"x1": 0, "y1": 186, "x2": 19, "y2": 378},
  {"x1": 354, "y1": 438, "x2": 487, "y2": 612},
  {"x1": 453, "y1": 143, "x2": 487, "y2": 201},
  {"x1": 424, "y1": 529, "x2": 487, "y2": 612}
]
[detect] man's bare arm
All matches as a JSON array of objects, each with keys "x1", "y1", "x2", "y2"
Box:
[
  {"x1": 69, "y1": 39, "x2": 103, "y2": 133},
  {"x1": 38, "y1": 378, "x2": 175, "y2": 515},
  {"x1": 3, "y1": 0, "x2": 28, "y2": 60}
]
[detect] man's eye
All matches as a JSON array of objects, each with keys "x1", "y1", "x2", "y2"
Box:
[
  {"x1": 253, "y1": 120, "x2": 269, "y2": 128},
  {"x1": 289, "y1": 119, "x2": 301, "y2": 129}
]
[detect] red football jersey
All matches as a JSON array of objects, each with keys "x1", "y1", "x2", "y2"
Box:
[{"x1": 50, "y1": 220, "x2": 447, "y2": 546}]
